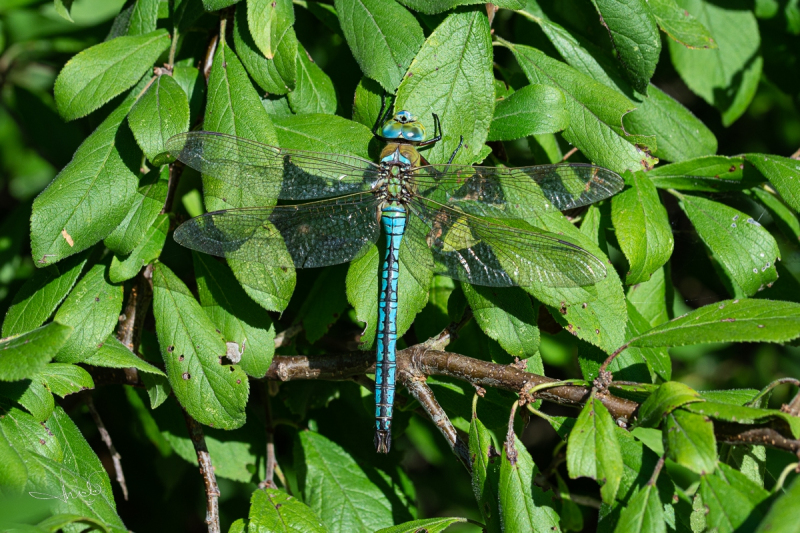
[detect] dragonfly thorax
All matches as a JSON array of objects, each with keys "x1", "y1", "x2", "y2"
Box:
[{"x1": 376, "y1": 143, "x2": 419, "y2": 207}]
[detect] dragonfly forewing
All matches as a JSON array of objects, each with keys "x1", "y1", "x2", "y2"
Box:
[
  {"x1": 410, "y1": 163, "x2": 624, "y2": 219},
  {"x1": 166, "y1": 132, "x2": 382, "y2": 201},
  {"x1": 408, "y1": 198, "x2": 607, "y2": 288},
  {"x1": 174, "y1": 194, "x2": 382, "y2": 269}
]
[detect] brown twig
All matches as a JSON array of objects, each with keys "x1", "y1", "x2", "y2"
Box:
[
  {"x1": 274, "y1": 324, "x2": 303, "y2": 348},
  {"x1": 648, "y1": 455, "x2": 665, "y2": 486},
  {"x1": 420, "y1": 308, "x2": 473, "y2": 352},
  {"x1": 84, "y1": 393, "x2": 128, "y2": 500},
  {"x1": 561, "y1": 147, "x2": 578, "y2": 161},
  {"x1": 400, "y1": 368, "x2": 471, "y2": 470},
  {"x1": 257, "y1": 383, "x2": 278, "y2": 490},
  {"x1": 183, "y1": 411, "x2": 221, "y2": 533}
]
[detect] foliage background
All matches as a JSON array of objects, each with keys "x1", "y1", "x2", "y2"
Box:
[{"x1": 0, "y1": 0, "x2": 799, "y2": 532}]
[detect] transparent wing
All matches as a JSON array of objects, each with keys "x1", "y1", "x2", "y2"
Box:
[
  {"x1": 409, "y1": 163, "x2": 623, "y2": 219},
  {"x1": 166, "y1": 131, "x2": 382, "y2": 201},
  {"x1": 174, "y1": 194, "x2": 382, "y2": 268},
  {"x1": 407, "y1": 198, "x2": 607, "y2": 288}
]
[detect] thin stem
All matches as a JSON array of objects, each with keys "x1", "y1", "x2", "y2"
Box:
[
  {"x1": 168, "y1": 28, "x2": 179, "y2": 67},
  {"x1": 772, "y1": 462, "x2": 799, "y2": 493},
  {"x1": 183, "y1": 411, "x2": 220, "y2": 533},
  {"x1": 598, "y1": 342, "x2": 631, "y2": 376},
  {"x1": 84, "y1": 393, "x2": 128, "y2": 500},
  {"x1": 561, "y1": 147, "x2": 578, "y2": 161},
  {"x1": 749, "y1": 377, "x2": 800, "y2": 408},
  {"x1": 666, "y1": 188, "x2": 686, "y2": 201},
  {"x1": 526, "y1": 403, "x2": 555, "y2": 423},
  {"x1": 648, "y1": 455, "x2": 666, "y2": 486}
]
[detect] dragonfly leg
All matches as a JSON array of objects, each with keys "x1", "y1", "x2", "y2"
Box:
[
  {"x1": 372, "y1": 93, "x2": 396, "y2": 139},
  {"x1": 447, "y1": 135, "x2": 464, "y2": 164},
  {"x1": 417, "y1": 113, "x2": 442, "y2": 147}
]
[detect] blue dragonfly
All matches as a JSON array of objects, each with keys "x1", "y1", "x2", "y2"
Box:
[{"x1": 166, "y1": 102, "x2": 623, "y2": 453}]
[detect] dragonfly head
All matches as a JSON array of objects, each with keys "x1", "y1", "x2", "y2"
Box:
[{"x1": 381, "y1": 110, "x2": 426, "y2": 143}]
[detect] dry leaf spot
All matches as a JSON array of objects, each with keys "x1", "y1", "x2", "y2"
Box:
[{"x1": 61, "y1": 228, "x2": 74, "y2": 247}]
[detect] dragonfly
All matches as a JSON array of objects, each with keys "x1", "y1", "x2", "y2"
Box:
[{"x1": 165, "y1": 102, "x2": 624, "y2": 453}]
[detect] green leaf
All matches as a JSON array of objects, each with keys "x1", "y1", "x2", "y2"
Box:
[
  {"x1": 54, "y1": 29, "x2": 170, "y2": 121},
  {"x1": 82, "y1": 335, "x2": 166, "y2": 376},
  {"x1": 755, "y1": 474, "x2": 800, "y2": 533},
  {"x1": 648, "y1": 156, "x2": 758, "y2": 191},
  {"x1": 498, "y1": 434, "x2": 561, "y2": 532},
  {"x1": 567, "y1": 394, "x2": 623, "y2": 504},
  {"x1": 128, "y1": 0, "x2": 160, "y2": 36},
  {"x1": 202, "y1": 0, "x2": 239, "y2": 9},
  {"x1": 685, "y1": 401, "x2": 800, "y2": 439},
  {"x1": 0, "y1": 323, "x2": 73, "y2": 382},
  {"x1": 36, "y1": 363, "x2": 94, "y2": 398},
  {"x1": 462, "y1": 285, "x2": 540, "y2": 363},
  {"x1": 53, "y1": 261, "x2": 124, "y2": 364},
  {"x1": 346, "y1": 218, "x2": 432, "y2": 348},
  {"x1": 699, "y1": 470, "x2": 759, "y2": 532},
  {"x1": 630, "y1": 298, "x2": 800, "y2": 348},
  {"x1": 396, "y1": 10, "x2": 494, "y2": 165},
  {"x1": 534, "y1": 206, "x2": 628, "y2": 354},
  {"x1": 273, "y1": 113, "x2": 372, "y2": 157},
  {"x1": 110, "y1": 224, "x2": 166, "y2": 286},
  {"x1": 287, "y1": 45, "x2": 337, "y2": 115},
  {"x1": 31, "y1": 99, "x2": 141, "y2": 266},
  {"x1": 626, "y1": 265, "x2": 671, "y2": 327},
  {"x1": 625, "y1": 301, "x2": 671, "y2": 381},
  {"x1": 612, "y1": 172, "x2": 674, "y2": 284},
  {"x1": 750, "y1": 187, "x2": 800, "y2": 243},
  {"x1": 248, "y1": 487, "x2": 326, "y2": 533},
  {"x1": 233, "y1": 4, "x2": 297, "y2": 95},
  {"x1": 377, "y1": 517, "x2": 467, "y2": 533},
  {"x1": 589, "y1": 0, "x2": 661, "y2": 94},
  {"x1": 504, "y1": 41, "x2": 655, "y2": 173},
  {"x1": 613, "y1": 483, "x2": 666, "y2": 533},
  {"x1": 679, "y1": 195, "x2": 780, "y2": 296},
  {"x1": 104, "y1": 166, "x2": 169, "y2": 255},
  {"x1": 2, "y1": 406, "x2": 127, "y2": 531},
  {"x1": 664, "y1": 409, "x2": 717, "y2": 475},
  {"x1": 194, "y1": 252, "x2": 275, "y2": 378},
  {"x1": 638, "y1": 381, "x2": 704, "y2": 427},
  {"x1": 0, "y1": 419, "x2": 27, "y2": 495},
  {"x1": 667, "y1": 0, "x2": 762, "y2": 126},
  {"x1": 745, "y1": 153, "x2": 800, "y2": 213},
  {"x1": 352, "y1": 76, "x2": 384, "y2": 129},
  {"x1": 469, "y1": 416, "x2": 502, "y2": 533},
  {"x1": 203, "y1": 40, "x2": 279, "y2": 212},
  {"x1": 128, "y1": 74, "x2": 190, "y2": 162},
  {"x1": 297, "y1": 431, "x2": 394, "y2": 532},
  {"x1": 648, "y1": 0, "x2": 717, "y2": 49},
  {"x1": 2, "y1": 250, "x2": 89, "y2": 337},
  {"x1": 0, "y1": 379, "x2": 54, "y2": 422},
  {"x1": 152, "y1": 262, "x2": 249, "y2": 429},
  {"x1": 109, "y1": 213, "x2": 169, "y2": 283},
  {"x1": 202, "y1": 41, "x2": 294, "y2": 312},
  {"x1": 487, "y1": 84, "x2": 569, "y2": 141},
  {"x1": 395, "y1": 0, "x2": 523, "y2": 14},
  {"x1": 247, "y1": 0, "x2": 294, "y2": 59},
  {"x1": 521, "y1": 11, "x2": 715, "y2": 163},
  {"x1": 53, "y1": 0, "x2": 74, "y2": 22},
  {"x1": 334, "y1": 0, "x2": 424, "y2": 92}
]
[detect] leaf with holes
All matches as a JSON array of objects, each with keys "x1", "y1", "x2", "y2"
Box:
[{"x1": 152, "y1": 262, "x2": 249, "y2": 429}]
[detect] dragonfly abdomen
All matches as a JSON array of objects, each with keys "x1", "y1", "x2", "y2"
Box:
[{"x1": 375, "y1": 204, "x2": 406, "y2": 453}]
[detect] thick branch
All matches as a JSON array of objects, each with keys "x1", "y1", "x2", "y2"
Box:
[
  {"x1": 400, "y1": 368, "x2": 471, "y2": 470},
  {"x1": 183, "y1": 411, "x2": 221, "y2": 533}
]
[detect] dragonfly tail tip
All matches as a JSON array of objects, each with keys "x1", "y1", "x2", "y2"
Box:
[{"x1": 375, "y1": 430, "x2": 391, "y2": 453}]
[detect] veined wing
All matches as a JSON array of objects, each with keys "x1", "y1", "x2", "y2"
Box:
[
  {"x1": 407, "y1": 197, "x2": 607, "y2": 288},
  {"x1": 166, "y1": 132, "x2": 382, "y2": 201},
  {"x1": 174, "y1": 193, "x2": 382, "y2": 269},
  {"x1": 409, "y1": 163, "x2": 623, "y2": 219}
]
